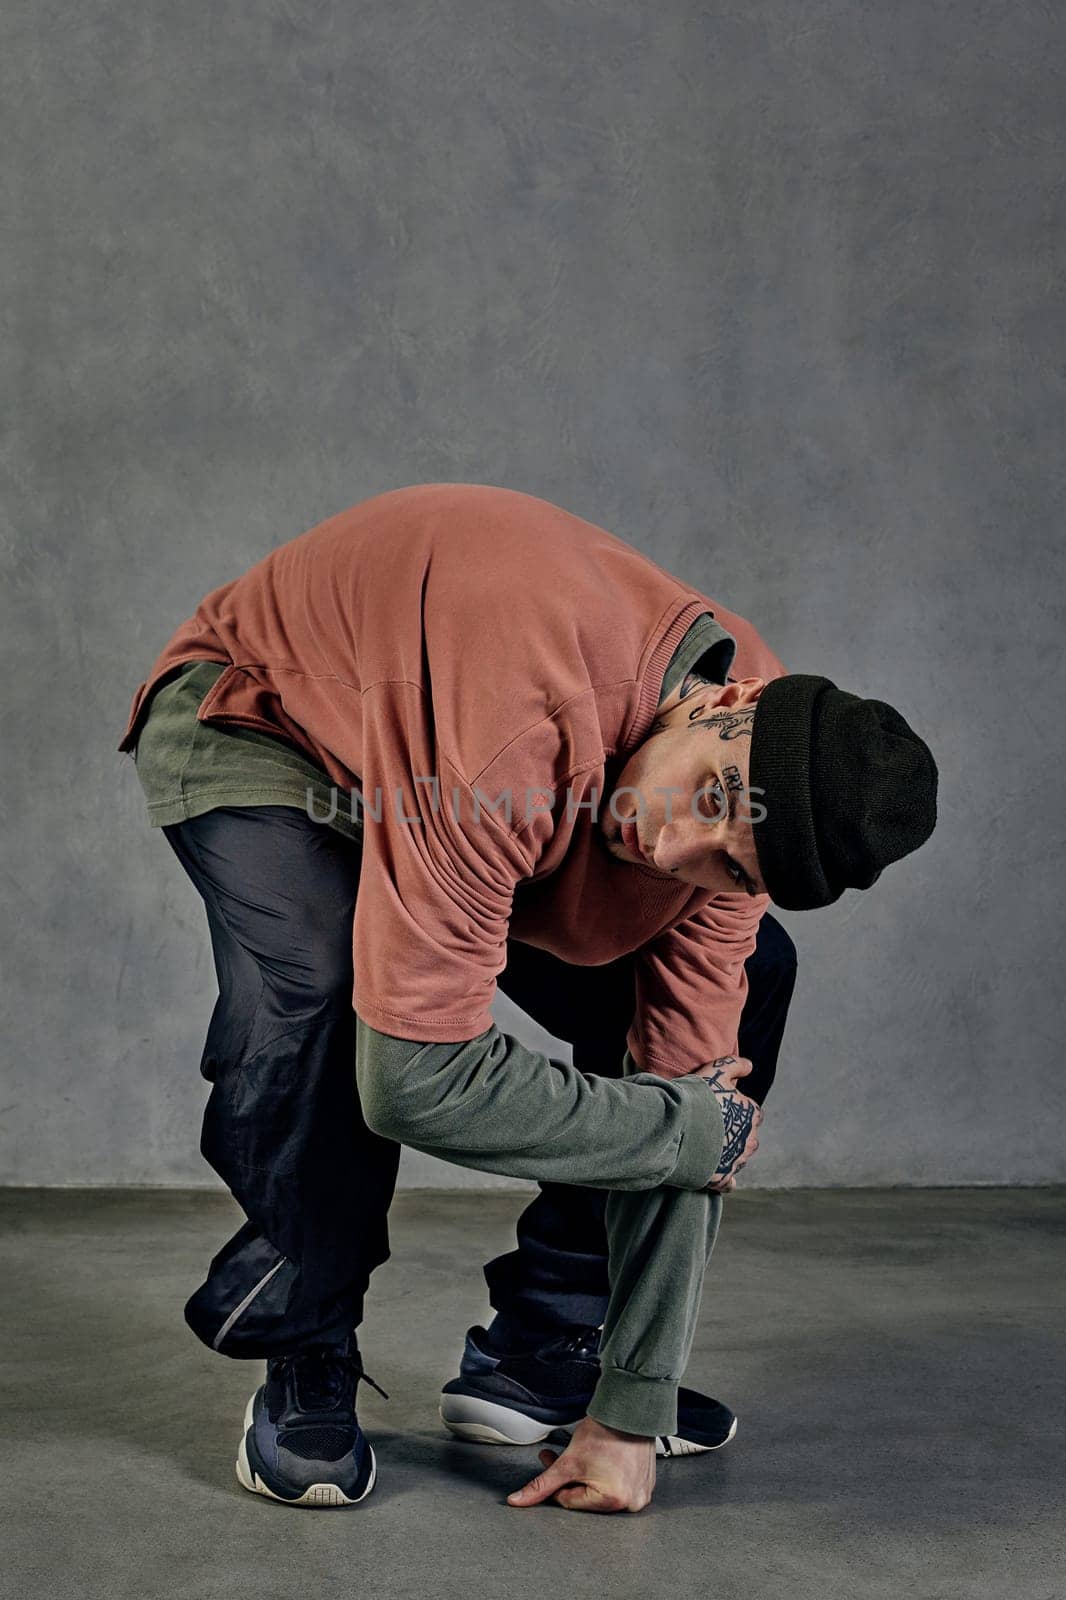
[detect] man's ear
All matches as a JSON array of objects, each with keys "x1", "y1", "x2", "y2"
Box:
[{"x1": 713, "y1": 676, "x2": 766, "y2": 710}]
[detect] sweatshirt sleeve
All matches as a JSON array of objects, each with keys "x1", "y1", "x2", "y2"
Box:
[{"x1": 627, "y1": 890, "x2": 770, "y2": 1079}]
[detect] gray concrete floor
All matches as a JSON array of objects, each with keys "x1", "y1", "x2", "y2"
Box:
[{"x1": 2, "y1": 1187, "x2": 1063, "y2": 1600}]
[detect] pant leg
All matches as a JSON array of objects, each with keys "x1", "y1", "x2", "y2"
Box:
[
  {"x1": 736, "y1": 911, "x2": 799, "y2": 1106},
  {"x1": 484, "y1": 912, "x2": 798, "y2": 1340},
  {"x1": 161, "y1": 805, "x2": 401, "y2": 1358}
]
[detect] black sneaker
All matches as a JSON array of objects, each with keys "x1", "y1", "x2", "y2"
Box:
[
  {"x1": 439, "y1": 1325, "x2": 737, "y2": 1459},
  {"x1": 235, "y1": 1331, "x2": 386, "y2": 1506}
]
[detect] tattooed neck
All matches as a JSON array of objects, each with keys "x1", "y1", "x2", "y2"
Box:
[
  {"x1": 647, "y1": 669, "x2": 719, "y2": 735},
  {"x1": 673, "y1": 679, "x2": 756, "y2": 740},
  {"x1": 678, "y1": 668, "x2": 717, "y2": 701},
  {"x1": 685, "y1": 706, "x2": 754, "y2": 740},
  {"x1": 653, "y1": 673, "x2": 754, "y2": 743}
]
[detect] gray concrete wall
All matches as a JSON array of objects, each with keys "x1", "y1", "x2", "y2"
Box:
[{"x1": 2, "y1": 1, "x2": 1062, "y2": 1187}]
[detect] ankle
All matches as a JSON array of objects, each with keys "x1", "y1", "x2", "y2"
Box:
[{"x1": 483, "y1": 1314, "x2": 555, "y2": 1354}]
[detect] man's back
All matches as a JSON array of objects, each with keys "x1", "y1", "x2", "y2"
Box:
[{"x1": 118, "y1": 482, "x2": 786, "y2": 1049}]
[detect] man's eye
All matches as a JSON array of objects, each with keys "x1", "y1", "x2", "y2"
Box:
[
  {"x1": 702, "y1": 781, "x2": 726, "y2": 818},
  {"x1": 726, "y1": 859, "x2": 743, "y2": 885}
]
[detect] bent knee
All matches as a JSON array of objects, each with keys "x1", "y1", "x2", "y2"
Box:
[{"x1": 752, "y1": 912, "x2": 798, "y2": 980}]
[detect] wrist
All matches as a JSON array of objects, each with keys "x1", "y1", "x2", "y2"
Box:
[
  {"x1": 576, "y1": 1414, "x2": 654, "y2": 1446},
  {"x1": 664, "y1": 1073, "x2": 726, "y2": 1188}
]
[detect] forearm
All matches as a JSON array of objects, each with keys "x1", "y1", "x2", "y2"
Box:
[
  {"x1": 355, "y1": 1019, "x2": 724, "y2": 1192},
  {"x1": 589, "y1": 1183, "x2": 723, "y2": 1436}
]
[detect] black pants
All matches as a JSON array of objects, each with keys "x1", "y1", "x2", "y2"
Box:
[{"x1": 162, "y1": 804, "x2": 797, "y2": 1359}]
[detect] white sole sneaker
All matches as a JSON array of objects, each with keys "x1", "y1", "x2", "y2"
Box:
[
  {"x1": 439, "y1": 1394, "x2": 738, "y2": 1457},
  {"x1": 235, "y1": 1392, "x2": 377, "y2": 1507},
  {"x1": 439, "y1": 1393, "x2": 563, "y2": 1445}
]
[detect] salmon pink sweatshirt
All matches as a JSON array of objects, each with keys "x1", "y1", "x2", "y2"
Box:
[{"x1": 118, "y1": 482, "x2": 787, "y2": 1075}]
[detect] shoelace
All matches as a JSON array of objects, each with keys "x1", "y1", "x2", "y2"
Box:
[{"x1": 275, "y1": 1345, "x2": 390, "y2": 1411}]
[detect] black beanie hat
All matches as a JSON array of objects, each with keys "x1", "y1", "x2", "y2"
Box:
[{"x1": 747, "y1": 674, "x2": 938, "y2": 911}]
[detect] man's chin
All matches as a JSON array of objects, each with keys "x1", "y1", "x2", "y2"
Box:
[
  {"x1": 598, "y1": 830, "x2": 650, "y2": 869},
  {"x1": 596, "y1": 827, "x2": 626, "y2": 861}
]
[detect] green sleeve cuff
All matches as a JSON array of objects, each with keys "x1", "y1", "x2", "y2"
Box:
[
  {"x1": 668, "y1": 1074, "x2": 725, "y2": 1189},
  {"x1": 620, "y1": 1051, "x2": 726, "y2": 1191},
  {"x1": 585, "y1": 1364, "x2": 680, "y2": 1438}
]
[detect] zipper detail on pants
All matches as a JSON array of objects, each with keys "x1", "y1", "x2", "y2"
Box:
[{"x1": 212, "y1": 1256, "x2": 288, "y2": 1350}]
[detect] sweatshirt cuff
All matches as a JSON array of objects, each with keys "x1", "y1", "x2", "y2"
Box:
[
  {"x1": 585, "y1": 1364, "x2": 679, "y2": 1438},
  {"x1": 666, "y1": 1074, "x2": 725, "y2": 1190}
]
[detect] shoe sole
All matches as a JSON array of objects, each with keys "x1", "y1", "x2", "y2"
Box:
[
  {"x1": 657, "y1": 1421, "x2": 737, "y2": 1458},
  {"x1": 438, "y1": 1394, "x2": 738, "y2": 1457},
  {"x1": 235, "y1": 1394, "x2": 377, "y2": 1507}
]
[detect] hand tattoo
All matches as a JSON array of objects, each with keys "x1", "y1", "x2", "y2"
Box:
[{"x1": 701, "y1": 1056, "x2": 757, "y2": 1179}]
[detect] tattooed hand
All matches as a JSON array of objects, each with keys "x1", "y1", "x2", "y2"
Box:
[{"x1": 692, "y1": 1055, "x2": 762, "y2": 1193}]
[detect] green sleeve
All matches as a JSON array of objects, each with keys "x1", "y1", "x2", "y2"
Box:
[{"x1": 354, "y1": 1018, "x2": 724, "y2": 1192}]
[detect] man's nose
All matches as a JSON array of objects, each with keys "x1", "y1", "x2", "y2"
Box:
[{"x1": 654, "y1": 825, "x2": 729, "y2": 885}]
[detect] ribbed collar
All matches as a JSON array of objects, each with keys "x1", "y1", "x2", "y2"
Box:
[{"x1": 625, "y1": 597, "x2": 710, "y2": 750}]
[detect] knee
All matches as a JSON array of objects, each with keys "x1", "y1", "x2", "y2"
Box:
[
  {"x1": 751, "y1": 913, "x2": 798, "y2": 984},
  {"x1": 265, "y1": 954, "x2": 354, "y2": 1027},
  {"x1": 300, "y1": 936, "x2": 356, "y2": 1011}
]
